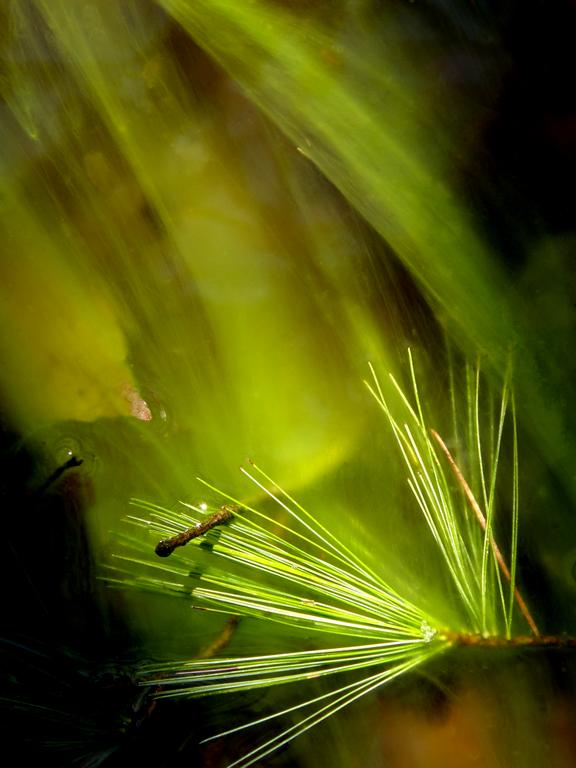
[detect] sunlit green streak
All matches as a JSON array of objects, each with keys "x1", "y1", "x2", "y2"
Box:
[
  {"x1": 32, "y1": 0, "x2": 360, "y2": 500},
  {"x1": 157, "y1": 0, "x2": 511, "y2": 354},
  {"x1": 154, "y1": 0, "x2": 576, "y2": 516}
]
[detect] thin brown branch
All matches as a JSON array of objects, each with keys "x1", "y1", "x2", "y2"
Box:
[
  {"x1": 430, "y1": 429, "x2": 540, "y2": 637},
  {"x1": 198, "y1": 617, "x2": 240, "y2": 659},
  {"x1": 155, "y1": 504, "x2": 236, "y2": 557},
  {"x1": 442, "y1": 631, "x2": 576, "y2": 648}
]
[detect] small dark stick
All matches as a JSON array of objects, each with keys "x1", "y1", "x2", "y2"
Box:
[
  {"x1": 155, "y1": 505, "x2": 236, "y2": 557},
  {"x1": 35, "y1": 455, "x2": 83, "y2": 495}
]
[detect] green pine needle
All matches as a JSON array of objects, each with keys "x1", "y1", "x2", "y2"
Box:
[{"x1": 107, "y1": 355, "x2": 532, "y2": 766}]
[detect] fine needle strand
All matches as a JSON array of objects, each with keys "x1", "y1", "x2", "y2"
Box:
[{"x1": 430, "y1": 428, "x2": 539, "y2": 636}]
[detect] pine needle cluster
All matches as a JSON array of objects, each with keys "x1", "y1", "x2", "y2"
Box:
[{"x1": 108, "y1": 354, "x2": 536, "y2": 767}]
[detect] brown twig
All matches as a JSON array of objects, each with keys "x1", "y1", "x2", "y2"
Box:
[
  {"x1": 155, "y1": 504, "x2": 236, "y2": 557},
  {"x1": 442, "y1": 631, "x2": 576, "y2": 648},
  {"x1": 198, "y1": 617, "x2": 240, "y2": 659},
  {"x1": 430, "y1": 429, "x2": 540, "y2": 637}
]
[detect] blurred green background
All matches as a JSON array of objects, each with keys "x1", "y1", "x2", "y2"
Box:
[{"x1": 1, "y1": 1, "x2": 575, "y2": 766}]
